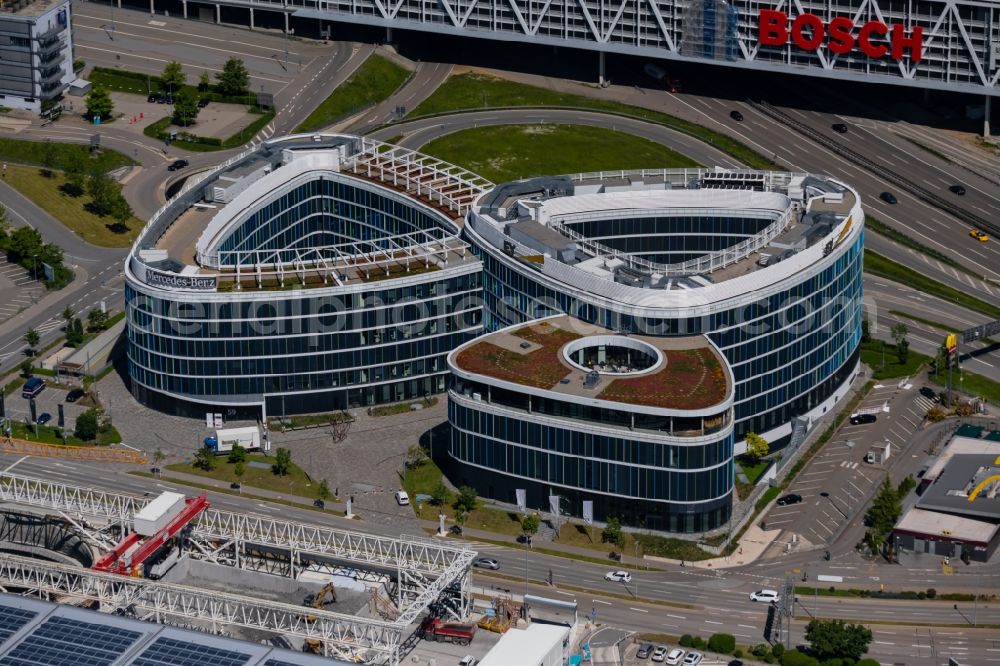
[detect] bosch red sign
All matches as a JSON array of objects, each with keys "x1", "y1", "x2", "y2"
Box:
[{"x1": 758, "y1": 9, "x2": 923, "y2": 63}]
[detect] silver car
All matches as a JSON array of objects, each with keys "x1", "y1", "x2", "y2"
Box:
[
  {"x1": 473, "y1": 558, "x2": 499, "y2": 570},
  {"x1": 682, "y1": 651, "x2": 703, "y2": 666}
]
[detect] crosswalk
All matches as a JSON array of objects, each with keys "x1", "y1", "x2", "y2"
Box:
[
  {"x1": 838, "y1": 461, "x2": 859, "y2": 469},
  {"x1": 34, "y1": 317, "x2": 62, "y2": 335}
]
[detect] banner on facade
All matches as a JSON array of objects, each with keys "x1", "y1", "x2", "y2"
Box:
[
  {"x1": 549, "y1": 495, "x2": 560, "y2": 517},
  {"x1": 516, "y1": 489, "x2": 526, "y2": 514},
  {"x1": 583, "y1": 501, "x2": 594, "y2": 526}
]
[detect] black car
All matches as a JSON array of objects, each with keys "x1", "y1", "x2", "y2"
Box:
[
  {"x1": 730, "y1": 110, "x2": 744, "y2": 121},
  {"x1": 36, "y1": 413, "x2": 52, "y2": 425},
  {"x1": 949, "y1": 184, "x2": 966, "y2": 195},
  {"x1": 156, "y1": 95, "x2": 167, "y2": 104},
  {"x1": 313, "y1": 499, "x2": 325, "y2": 509},
  {"x1": 879, "y1": 191, "x2": 898, "y2": 204},
  {"x1": 850, "y1": 413, "x2": 877, "y2": 425},
  {"x1": 198, "y1": 98, "x2": 210, "y2": 108},
  {"x1": 164, "y1": 94, "x2": 174, "y2": 105},
  {"x1": 147, "y1": 93, "x2": 158, "y2": 103},
  {"x1": 919, "y1": 386, "x2": 939, "y2": 402},
  {"x1": 167, "y1": 159, "x2": 189, "y2": 172},
  {"x1": 832, "y1": 123, "x2": 848, "y2": 134},
  {"x1": 65, "y1": 388, "x2": 84, "y2": 402},
  {"x1": 777, "y1": 493, "x2": 802, "y2": 506}
]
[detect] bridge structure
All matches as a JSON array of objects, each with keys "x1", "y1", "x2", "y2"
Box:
[{"x1": 0, "y1": 473, "x2": 476, "y2": 665}]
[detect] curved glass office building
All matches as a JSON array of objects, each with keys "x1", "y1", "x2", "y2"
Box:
[
  {"x1": 124, "y1": 135, "x2": 487, "y2": 418},
  {"x1": 450, "y1": 170, "x2": 864, "y2": 529}
]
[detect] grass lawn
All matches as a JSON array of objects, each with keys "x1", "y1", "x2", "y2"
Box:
[
  {"x1": 860, "y1": 339, "x2": 930, "y2": 380},
  {"x1": 296, "y1": 54, "x2": 409, "y2": 133},
  {"x1": 409, "y1": 72, "x2": 777, "y2": 170},
  {"x1": 929, "y1": 368, "x2": 1000, "y2": 405},
  {"x1": 865, "y1": 251, "x2": 1000, "y2": 320},
  {"x1": 736, "y1": 458, "x2": 769, "y2": 484},
  {"x1": 3, "y1": 164, "x2": 142, "y2": 247},
  {"x1": 420, "y1": 124, "x2": 699, "y2": 183},
  {"x1": 0, "y1": 137, "x2": 132, "y2": 172},
  {"x1": 166, "y1": 453, "x2": 328, "y2": 499},
  {"x1": 401, "y1": 460, "x2": 524, "y2": 536}
]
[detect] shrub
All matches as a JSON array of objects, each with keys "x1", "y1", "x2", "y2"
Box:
[
  {"x1": 856, "y1": 660, "x2": 880, "y2": 666},
  {"x1": 772, "y1": 643, "x2": 786, "y2": 658},
  {"x1": 707, "y1": 634, "x2": 736, "y2": 654},
  {"x1": 926, "y1": 588, "x2": 937, "y2": 599},
  {"x1": 780, "y1": 649, "x2": 819, "y2": 666},
  {"x1": 692, "y1": 637, "x2": 706, "y2": 649},
  {"x1": 752, "y1": 644, "x2": 771, "y2": 658},
  {"x1": 679, "y1": 635, "x2": 694, "y2": 648},
  {"x1": 733, "y1": 650, "x2": 743, "y2": 659},
  {"x1": 825, "y1": 659, "x2": 844, "y2": 666}
]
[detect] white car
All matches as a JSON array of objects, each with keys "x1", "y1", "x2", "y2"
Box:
[
  {"x1": 651, "y1": 646, "x2": 668, "y2": 662},
  {"x1": 395, "y1": 490, "x2": 410, "y2": 506},
  {"x1": 749, "y1": 589, "x2": 780, "y2": 603},
  {"x1": 666, "y1": 648, "x2": 685, "y2": 665},
  {"x1": 682, "y1": 651, "x2": 703, "y2": 666},
  {"x1": 458, "y1": 657, "x2": 478, "y2": 666},
  {"x1": 604, "y1": 570, "x2": 632, "y2": 583}
]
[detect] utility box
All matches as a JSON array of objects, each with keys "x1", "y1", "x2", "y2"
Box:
[
  {"x1": 865, "y1": 441, "x2": 891, "y2": 465},
  {"x1": 134, "y1": 492, "x2": 186, "y2": 536}
]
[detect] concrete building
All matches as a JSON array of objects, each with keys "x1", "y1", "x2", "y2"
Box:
[{"x1": 0, "y1": 0, "x2": 75, "y2": 113}]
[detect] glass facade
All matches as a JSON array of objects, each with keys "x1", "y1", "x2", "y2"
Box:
[
  {"x1": 467, "y1": 226, "x2": 864, "y2": 439},
  {"x1": 125, "y1": 175, "x2": 483, "y2": 416}
]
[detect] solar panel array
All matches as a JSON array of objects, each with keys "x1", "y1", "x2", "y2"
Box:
[
  {"x1": 262, "y1": 661, "x2": 307, "y2": 666},
  {"x1": 0, "y1": 604, "x2": 37, "y2": 645},
  {"x1": 2, "y1": 615, "x2": 143, "y2": 666},
  {"x1": 132, "y1": 636, "x2": 252, "y2": 666}
]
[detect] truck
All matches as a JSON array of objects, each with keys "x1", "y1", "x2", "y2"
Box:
[
  {"x1": 203, "y1": 426, "x2": 261, "y2": 454},
  {"x1": 418, "y1": 617, "x2": 476, "y2": 646},
  {"x1": 643, "y1": 62, "x2": 680, "y2": 92}
]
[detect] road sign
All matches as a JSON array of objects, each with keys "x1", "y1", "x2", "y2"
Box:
[
  {"x1": 256, "y1": 92, "x2": 274, "y2": 110},
  {"x1": 90, "y1": 133, "x2": 101, "y2": 150}
]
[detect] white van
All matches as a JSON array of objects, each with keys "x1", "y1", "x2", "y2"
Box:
[{"x1": 395, "y1": 490, "x2": 410, "y2": 506}]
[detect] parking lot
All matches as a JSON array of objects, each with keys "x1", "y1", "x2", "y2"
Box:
[
  {"x1": 762, "y1": 381, "x2": 937, "y2": 549},
  {"x1": 4, "y1": 381, "x2": 91, "y2": 430},
  {"x1": 622, "y1": 640, "x2": 731, "y2": 666},
  {"x1": 0, "y1": 258, "x2": 43, "y2": 326}
]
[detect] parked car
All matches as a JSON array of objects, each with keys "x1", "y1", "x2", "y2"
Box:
[
  {"x1": 949, "y1": 184, "x2": 966, "y2": 195},
  {"x1": 198, "y1": 98, "x2": 210, "y2": 108},
  {"x1": 651, "y1": 645, "x2": 669, "y2": 662},
  {"x1": 473, "y1": 558, "x2": 499, "y2": 570},
  {"x1": 832, "y1": 123, "x2": 848, "y2": 133},
  {"x1": 879, "y1": 191, "x2": 898, "y2": 204},
  {"x1": 604, "y1": 570, "x2": 632, "y2": 583},
  {"x1": 458, "y1": 657, "x2": 478, "y2": 666},
  {"x1": 164, "y1": 93, "x2": 174, "y2": 104},
  {"x1": 36, "y1": 412, "x2": 51, "y2": 425},
  {"x1": 666, "y1": 648, "x2": 685, "y2": 665},
  {"x1": 395, "y1": 490, "x2": 410, "y2": 506},
  {"x1": 749, "y1": 589, "x2": 780, "y2": 603},
  {"x1": 730, "y1": 110, "x2": 743, "y2": 121},
  {"x1": 147, "y1": 93, "x2": 159, "y2": 103},
  {"x1": 683, "y1": 652, "x2": 703, "y2": 666},
  {"x1": 167, "y1": 159, "x2": 189, "y2": 171},
  {"x1": 636, "y1": 643, "x2": 654, "y2": 659},
  {"x1": 65, "y1": 388, "x2": 85, "y2": 403},
  {"x1": 969, "y1": 229, "x2": 990, "y2": 242},
  {"x1": 155, "y1": 95, "x2": 167, "y2": 104},
  {"x1": 313, "y1": 499, "x2": 325, "y2": 509},
  {"x1": 850, "y1": 413, "x2": 877, "y2": 425},
  {"x1": 777, "y1": 493, "x2": 802, "y2": 506}
]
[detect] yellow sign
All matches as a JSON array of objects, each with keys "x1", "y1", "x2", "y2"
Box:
[{"x1": 946, "y1": 333, "x2": 958, "y2": 352}]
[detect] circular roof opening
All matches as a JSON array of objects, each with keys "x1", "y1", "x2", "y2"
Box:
[{"x1": 562, "y1": 335, "x2": 663, "y2": 376}]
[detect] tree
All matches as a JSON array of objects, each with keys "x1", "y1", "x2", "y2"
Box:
[
  {"x1": 23, "y1": 328, "x2": 39, "y2": 353},
  {"x1": 406, "y1": 444, "x2": 428, "y2": 469},
  {"x1": 198, "y1": 70, "x2": 211, "y2": 92},
  {"x1": 744, "y1": 432, "x2": 770, "y2": 464},
  {"x1": 19, "y1": 359, "x2": 33, "y2": 378},
  {"x1": 160, "y1": 61, "x2": 186, "y2": 93},
  {"x1": 87, "y1": 308, "x2": 110, "y2": 332},
  {"x1": 805, "y1": 619, "x2": 873, "y2": 661},
  {"x1": 61, "y1": 306, "x2": 74, "y2": 325},
  {"x1": 233, "y1": 462, "x2": 245, "y2": 492},
  {"x1": 891, "y1": 322, "x2": 909, "y2": 365},
  {"x1": 317, "y1": 479, "x2": 331, "y2": 501},
  {"x1": 216, "y1": 58, "x2": 249, "y2": 97},
  {"x1": 865, "y1": 476, "x2": 901, "y2": 543},
  {"x1": 272, "y1": 447, "x2": 292, "y2": 476},
  {"x1": 227, "y1": 442, "x2": 247, "y2": 464},
  {"x1": 152, "y1": 447, "x2": 165, "y2": 476},
  {"x1": 430, "y1": 481, "x2": 449, "y2": 506},
  {"x1": 108, "y1": 195, "x2": 133, "y2": 234},
  {"x1": 87, "y1": 172, "x2": 118, "y2": 217},
  {"x1": 194, "y1": 446, "x2": 217, "y2": 471},
  {"x1": 0, "y1": 203, "x2": 9, "y2": 239},
  {"x1": 74, "y1": 408, "x2": 100, "y2": 441},
  {"x1": 65, "y1": 318, "x2": 84, "y2": 347},
  {"x1": 172, "y1": 89, "x2": 200, "y2": 127},
  {"x1": 521, "y1": 513, "x2": 541, "y2": 538},
  {"x1": 7, "y1": 226, "x2": 43, "y2": 264},
  {"x1": 62, "y1": 149, "x2": 89, "y2": 197},
  {"x1": 602, "y1": 516, "x2": 623, "y2": 547},
  {"x1": 455, "y1": 509, "x2": 469, "y2": 528},
  {"x1": 85, "y1": 85, "x2": 113, "y2": 121},
  {"x1": 453, "y1": 485, "x2": 478, "y2": 514}
]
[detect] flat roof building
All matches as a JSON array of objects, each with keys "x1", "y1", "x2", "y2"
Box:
[
  {"x1": 0, "y1": 0, "x2": 75, "y2": 113},
  {"x1": 479, "y1": 623, "x2": 569, "y2": 666}
]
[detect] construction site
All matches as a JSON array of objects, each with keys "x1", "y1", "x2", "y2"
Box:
[{"x1": 0, "y1": 472, "x2": 479, "y2": 665}]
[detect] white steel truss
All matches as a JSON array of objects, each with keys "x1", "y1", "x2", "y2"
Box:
[
  {"x1": 0, "y1": 553, "x2": 401, "y2": 664},
  {"x1": 203, "y1": 0, "x2": 999, "y2": 94},
  {"x1": 0, "y1": 474, "x2": 476, "y2": 661}
]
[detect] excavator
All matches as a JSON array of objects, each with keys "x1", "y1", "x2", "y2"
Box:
[{"x1": 302, "y1": 582, "x2": 337, "y2": 623}]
